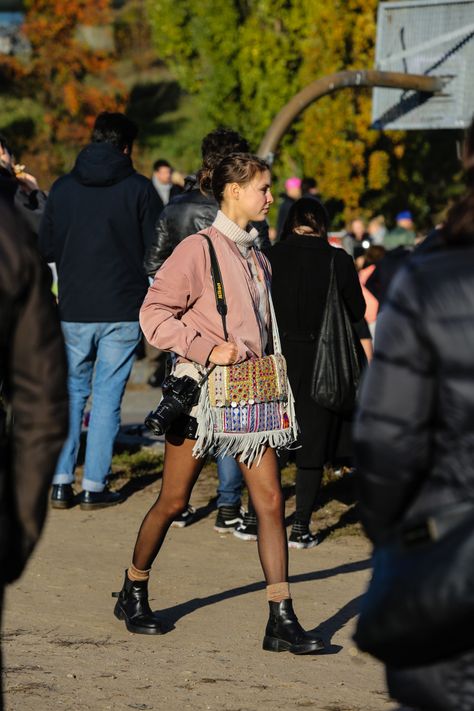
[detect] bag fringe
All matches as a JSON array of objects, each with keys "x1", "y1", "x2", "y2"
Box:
[{"x1": 193, "y1": 376, "x2": 298, "y2": 467}]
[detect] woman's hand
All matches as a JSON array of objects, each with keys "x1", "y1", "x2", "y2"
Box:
[{"x1": 209, "y1": 342, "x2": 238, "y2": 365}]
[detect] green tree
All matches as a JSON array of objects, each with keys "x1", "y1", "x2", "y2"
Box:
[{"x1": 146, "y1": 0, "x2": 463, "y2": 226}]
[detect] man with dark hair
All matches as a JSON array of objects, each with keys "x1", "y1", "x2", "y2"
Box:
[
  {"x1": 151, "y1": 158, "x2": 182, "y2": 213},
  {"x1": 38, "y1": 112, "x2": 161, "y2": 510},
  {"x1": 90, "y1": 111, "x2": 138, "y2": 152},
  {"x1": 144, "y1": 127, "x2": 269, "y2": 274},
  {"x1": 144, "y1": 126, "x2": 270, "y2": 537},
  {"x1": 0, "y1": 202, "x2": 68, "y2": 709}
]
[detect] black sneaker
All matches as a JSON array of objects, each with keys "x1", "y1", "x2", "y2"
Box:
[
  {"x1": 51, "y1": 484, "x2": 75, "y2": 509},
  {"x1": 80, "y1": 486, "x2": 124, "y2": 510},
  {"x1": 233, "y1": 512, "x2": 258, "y2": 541},
  {"x1": 214, "y1": 505, "x2": 243, "y2": 533},
  {"x1": 288, "y1": 524, "x2": 320, "y2": 550},
  {"x1": 171, "y1": 505, "x2": 196, "y2": 528}
]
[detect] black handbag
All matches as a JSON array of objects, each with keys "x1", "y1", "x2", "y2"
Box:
[
  {"x1": 354, "y1": 503, "x2": 474, "y2": 668},
  {"x1": 311, "y1": 252, "x2": 364, "y2": 412}
]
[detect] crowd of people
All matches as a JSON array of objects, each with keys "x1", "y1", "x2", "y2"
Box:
[{"x1": 1, "y1": 110, "x2": 474, "y2": 711}]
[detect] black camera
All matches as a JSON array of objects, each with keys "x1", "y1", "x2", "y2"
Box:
[{"x1": 144, "y1": 374, "x2": 200, "y2": 436}]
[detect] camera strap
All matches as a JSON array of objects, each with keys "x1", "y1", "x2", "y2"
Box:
[{"x1": 201, "y1": 234, "x2": 229, "y2": 342}]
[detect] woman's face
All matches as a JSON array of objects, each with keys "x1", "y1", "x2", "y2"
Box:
[{"x1": 232, "y1": 169, "x2": 273, "y2": 222}]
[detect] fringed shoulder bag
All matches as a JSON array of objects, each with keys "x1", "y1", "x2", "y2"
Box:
[{"x1": 193, "y1": 234, "x2": 298, "y2": 466}]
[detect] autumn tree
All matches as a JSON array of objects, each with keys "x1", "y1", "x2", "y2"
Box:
[{"x1": 19, "y1": 0, "x2": 127, "y2": 178}]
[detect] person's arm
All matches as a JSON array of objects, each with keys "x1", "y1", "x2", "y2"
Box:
[
  {"x1": 13, "y1": 184, "x2": 48, "y2": 236},
  {"x1": 141, "y1": 237, "x2": 216, "y2": 365},
  {"x1": 353, "y1": 318, "x2": 373, "y2": 363},
  {"x1": 354, "y1": 265, "x2": 435, "y2": 543},
  {"x1": 37, "y1": 189, "x2": 56, "y2": 262},
  {"x1": 144, "y1": 208, "x2": 176, "y2": 277},
  {"x1": 4, "y1": 222, "x2": 68, "y2": 581},
  {"x1": 337, "y1": 250, "x2": 366, "y2": 322},
  {"x1": 139, "y1": 181, "x2": 162, "y2": 253}
]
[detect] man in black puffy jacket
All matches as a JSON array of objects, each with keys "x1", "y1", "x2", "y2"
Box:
[
  {"x1": 144, "y1": 127, "x2": 271, "y2": 276},
  {"x1": 354, "y1": 151, "x2": 474, "y2": 710}
]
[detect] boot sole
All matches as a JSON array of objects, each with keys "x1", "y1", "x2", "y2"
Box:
[
  {"x1": 262, "y1": 635, "x2": 325, "y2": 655},
  {"x1": 51, "y1": 500, "x2": 73, "y2": 510},
  {"x1": 114, "y1": 605, "x2": 163, "y2": 635},
  {"x1": 80, "y1": 499, "x2": 123, "y2": 511}
]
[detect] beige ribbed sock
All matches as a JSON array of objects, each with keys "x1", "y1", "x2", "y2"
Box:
[
  {"x1": 127, "y1": 564, "x2": 151, "y2": 582},
  {"x1": 266, "y1": 582, "x2": 291, "y2": 602}
]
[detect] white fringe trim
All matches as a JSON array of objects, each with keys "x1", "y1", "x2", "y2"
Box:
[{"x1": 193, "y1": 378, "x2": 298, "y2": 467}]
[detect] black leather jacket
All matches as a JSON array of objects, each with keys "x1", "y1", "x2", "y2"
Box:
[{"x1": 144, "y1": 175, "x2": 271, "y2": 276}]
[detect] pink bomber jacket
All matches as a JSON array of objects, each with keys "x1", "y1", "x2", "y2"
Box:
[{"x1": 139, "y1": 226, "x2": 271, "y2": 366}]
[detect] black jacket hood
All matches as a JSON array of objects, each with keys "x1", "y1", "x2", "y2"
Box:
[{"x1": 71, "y1": 143, "x2": 135, "y2": 187}]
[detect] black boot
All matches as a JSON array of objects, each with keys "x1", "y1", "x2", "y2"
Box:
[
  {"x1": 263, "y1": 599, "x2": 325, "y2": 654},
  {"x1": 80, "y1": 485, "x2": 124, "y2": 510},
  {"x1": 113, "y1": 571, "x2": 163, "y2": 635},
  {"x1": 51, "y1": 484, "x2": 75, "y2": 509}
]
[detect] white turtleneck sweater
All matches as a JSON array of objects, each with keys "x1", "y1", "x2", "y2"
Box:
[{"x1": 212, "y1": 211, "x2": 269, "y2": 352}]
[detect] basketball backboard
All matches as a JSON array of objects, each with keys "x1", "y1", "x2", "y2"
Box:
[{"x1": 372, "y1": 0, "x2": 474, "y2": 130}]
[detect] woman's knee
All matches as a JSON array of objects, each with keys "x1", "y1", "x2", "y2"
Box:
[
  {"x1": 153, "y1": 494, "x2": 188, "y2": 521},
  {"x1": 253, "y1": 488, "x2": 284, "y2": 519}
]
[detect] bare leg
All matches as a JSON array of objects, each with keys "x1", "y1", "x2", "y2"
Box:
[
  {"x1": 132, "y1": 435, "x2": 204, "y2": 570},
  {"x1": 238, "y1": 447, "x2": 288, "y2": 584}
]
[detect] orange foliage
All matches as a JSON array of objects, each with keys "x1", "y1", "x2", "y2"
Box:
[{"x1": 22, "y1": 0, "x2": 127, "y2": 173}]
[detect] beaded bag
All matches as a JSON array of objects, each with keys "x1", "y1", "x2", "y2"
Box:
[{"x1": 193, "y1": 233, "x2": 297, "y2": 466}]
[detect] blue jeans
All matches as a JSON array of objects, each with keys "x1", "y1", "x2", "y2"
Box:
[
  {"x1": 217, "y1": 455, "x2": 243, "y2": 508},
  {"x1": 54, "y1": 322, "x2": 141, "y2": 492}
]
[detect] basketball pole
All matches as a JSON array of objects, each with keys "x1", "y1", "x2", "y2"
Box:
[{"x1": 257, "y1": 70, "x2": 446, "y2": 162}]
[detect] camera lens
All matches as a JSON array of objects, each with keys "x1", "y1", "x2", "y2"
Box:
[
  {"x1": 144, "y1": 397, "x2": 185, "y2": 436},
  {"x1": 144, "y1": 409, "x2": 166, "y2": 436}
]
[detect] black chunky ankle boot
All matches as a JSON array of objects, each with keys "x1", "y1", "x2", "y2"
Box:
[
  {"x1": 113, "y1": 571, "x2": 163, "y2": 635},
  {"x1": 263, "y1": 599, "x2": 325, "y2": 654}
]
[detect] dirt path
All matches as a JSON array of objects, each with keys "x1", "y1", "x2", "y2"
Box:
[{"x1": 2, "y1": 465, "x2": 394, "y2": 711}]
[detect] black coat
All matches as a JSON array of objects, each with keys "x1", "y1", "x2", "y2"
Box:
[
  {"x1": 354, "y1": 239, "x2": 474, "y2": 710},
  {"x1": 276, "y1": 195, "x2": 296, "y2": 240},
  {"x1": 0, "y1": 203, "x2": 68, "y2": 583},
  {"x1": 38, "y1": 143, "x2": 161, "y2": 322},
  {"x1": 267, "y1": 236, "x2": 366, "y2": 468},
  {"x1": 144, "y1": 176, "x2": 271, "y2": 276},
  {"x1": 0, "y1": 169, "x2": 47, "y2": 236}
]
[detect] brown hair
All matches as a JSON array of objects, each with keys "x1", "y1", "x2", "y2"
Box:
[
  {"x1": 281, "y1": 197, "x2": 330, "y2": 241},
  {"x1": 442, "y1": 116, "x2": 474, "y2": 245},
  {"x1": 363, "y1": 245, "x2": 386, "y2": 266},
  {"x1": 211, "y1": 153, "x2": 270, "y2": 204}
]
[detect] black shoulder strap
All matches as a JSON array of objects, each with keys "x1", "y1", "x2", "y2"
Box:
[{"x1": 201, "y1": 233, "x2": 228, "y2": 342}]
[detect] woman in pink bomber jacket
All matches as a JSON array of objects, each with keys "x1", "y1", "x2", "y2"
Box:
[{"x1": 112, "y1": 153, "x2": 324, "y2": 655}]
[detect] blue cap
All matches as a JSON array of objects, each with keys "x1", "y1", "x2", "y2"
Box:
[{"x1": 396, "y1": 210, "x2": 413, "y2": 221}]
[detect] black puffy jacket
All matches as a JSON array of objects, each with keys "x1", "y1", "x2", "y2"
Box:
[
  {"x1": 354, "y1": 236, "x2": 474, "y2": 711},
  {"x1": 144, "y1": 175, "x2": 271, "y2": 276}
]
